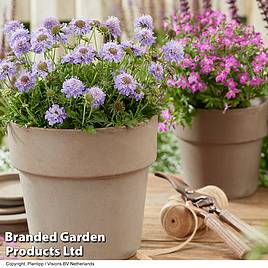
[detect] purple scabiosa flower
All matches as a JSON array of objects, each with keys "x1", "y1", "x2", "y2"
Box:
[
  {"x1": 4, "y1": 20, "x2": 23, "y2": 36},
  {"x1": 31, "y1": 27, "x2": 54, "y2": 54},
  {"x1": 132, "y1": 89, "x2": 145, "y2": 101},
  {"x1": 8, "y1": 29, "x2": 31, "y2": 57},
  {"x1": 42, "y1": 17, "x2": 60, "y2": 30},
  {"x1": 120, "y1": 41, "x2": 145, "y2": 56},
  {"x1": 99, "y1": 42, "x2": 124, "y2": 63},
  {"x1": 149, "y1": 62, "x2": 164, "y2": 81},
  {"x1": 134, "y1": 15, "x2": 154, "y2": 32},
  {"x1": 102, "y1": 16, "x2": 121, "y2": 38},
  {"x1": 63, "y1": 45, "x2": 95, "y2": 64},
  {"x1": 163, "y1": 41, "x2": 184, "y2": 64},
  {"x1": 85, "y1": 86, "x2": 106, "y2": 108},
  {"x1": 10, "y1": 37, "x2": 31, "y2": 58},
  {"x1": 134, "y1": 29, "x2": 156, "y2": 46},
  {"x1": 41, "y1": 17, "x2": 69, "y2": 43},
  {"x1": 61, "y1": 77, "x2": 85, "y2": 98},
  {"x1": 69, "y1": 18, "x2": 92, "y2": 35},
  {"x1": 32, "y1": 60, "x2": 53, "y2": 78},
  {"x1": 15, "y1": 71, "x2": 36, "y2": 93},
  {"x1": 8, "y1": 28, "x2": 30, "y2": 44},
  {"x1": 45, "y1": 104, "x2": 67, "y2": 126},
  {"x1": 0, "y1": 60, "x2": 16, "y2": 80},
  {"x1": 114, "y1": 72, "x2": 137, "y2": 96}
]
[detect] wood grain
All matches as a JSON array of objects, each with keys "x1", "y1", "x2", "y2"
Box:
[{"x1": 1, "y1": 175, "x2": 268, "y2": 260}]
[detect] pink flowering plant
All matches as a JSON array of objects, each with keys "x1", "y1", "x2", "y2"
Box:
[
  {"x1": 164, "y1": 10, "x2": 268, "y2": 126},
  {"x1": 0, "y1": 15, "x2": 170, "y2": 131}
]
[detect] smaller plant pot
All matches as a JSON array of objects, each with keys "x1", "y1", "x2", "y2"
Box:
[
  {"x1": 7, "y1": 116, "x2": 157, "y2": 259},
  {"x1": 176, "y1": 100, "x2": 268, "y2": 199}
]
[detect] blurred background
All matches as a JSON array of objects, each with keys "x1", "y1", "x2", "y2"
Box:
[{"x1": 0, "y1": 0, "x2": 267, "y2": 44}]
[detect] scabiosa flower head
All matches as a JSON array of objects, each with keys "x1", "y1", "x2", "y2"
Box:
[
  {"x1": 11, "y1": 37, "x2": 31, "y2": 58},
  {"x1": 134, "y1": 29, "x2": 156, "y2": 46},
  {"x1": 45, "y1": 104, "x2": 67, "y2": 126},
  {"x1": 132, "y1": 86, "x2": 145, "y2": 101},
  {"x1": 61, "y1": 77, "x2": 85, "y2": 98},
  {"x1": 85, "y1": 86, "x2": 106, "y2": 108},
  {"x1": 31, "y1": 27, "x2": 54, "y2": 53},
  {"x1": 163, "y1": 41, "x2": 184, "y2": 64},
  {"x1": 15, "y1": 71, "x2": 36, "y2": 93},
  {"x1": 114, "y1": 72, "x2": 137, "y2": 96},
  {"x1": 4, "y1": 20, "x2": 23, "y2": 36},
  {"x1": 63, "y1": 45, "x2": 95, "y2": 64},
  {"x1": 42, "y1": 17, "x2": 60, "y2": 30},
  {"x1": 120, "y1": 41, "x2": 145, "y2": 56},
  {"x1": 32, "y1": 60, "x2": 53, "y2": 78},
  {"x1": 0, "y1": 60, "x2": 16, "y2": 80},
  {"x1": 99, "y1": 42, "x2": 124, "y2": 63},
  {"x1": 9, "y1": 28, "x2": 30, "y2": 44},
  {"x1": 134, "y1": 15, "x2": 154, "y2": 32},
  {"x1": 102, "y1": 16, "x2": 121, "y2": 38},
  {"x1": 149, "y1": 62, "x2": 164, "y2": 81},
  {"x1": 69, "y1": 18, "x2": 92, "y2": 35}
]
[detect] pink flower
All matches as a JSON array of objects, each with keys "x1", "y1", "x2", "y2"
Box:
[
  {"x1": 255, "y1": 52, "x2": 268, "y2": 65},
  {"x1": 177, "y1": 75, "x2": 188, "y2": 89},
  {"x1": 158, "y1": 122, "x2": 168, "y2": 132},
  {"x1": 224, "y1": 56, "x2": 240, "y2": 68},
  {"x1": 200, "y1": 56, "x2": 214, "y2": 74},
  {"x1": 238, "y1": 72, "x2": 250, "y2": 84},
  {"x1": 216, "y1": 71, "x2": 228, "y2": 83},
  {"x1": 253, "y1": 63, "x2": 263, "y2": 73},
  {"x1": 224, "y1": 78, "x2": 238, "y2": 91},
  {"x1": 188, "y1": 72, "x2": 200, "y2": 84},
  {"x1": 250, "y1": 76, "x2": 263, "y2": 87},
  {"x1": 161, "y1": 109, "x2": 172, "y2": 121},
  {"x1": 226, "y1": 90, "x2": 237, "y2": 99}
]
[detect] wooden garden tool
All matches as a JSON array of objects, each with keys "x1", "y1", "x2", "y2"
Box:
[{"x1": 154, "y1": 172, "x2": 268, "y2": 259}]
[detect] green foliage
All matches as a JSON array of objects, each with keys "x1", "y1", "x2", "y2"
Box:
[
  {"x1": 151, "y1": 130, "x2": 181, "y2": 174},
  {"x1": 247, "y1": 221, "x2": 268, "y2": 259},
  {"x1": 260, "y1": 136, "x2": 268, "y2": 187}
]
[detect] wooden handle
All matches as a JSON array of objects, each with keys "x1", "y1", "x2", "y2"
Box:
[
  {"x1": 219, "y1": 210, "x2": 267, "y2": 243},
  {"x1": 204, "y1": 214, "x2": 249, "y2": 259}
]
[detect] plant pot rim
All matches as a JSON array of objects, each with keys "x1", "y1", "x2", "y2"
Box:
[
  {"x1": 194, "y1": 97, "x2": 268, "y2": 115},
  {"x1": 8, "y1": 115, "x2": 158, "y2": 134}
]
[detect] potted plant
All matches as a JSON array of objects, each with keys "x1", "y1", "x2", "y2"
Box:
[
  {"x1": 163, "y1": 10, "x2": 268, "y2": 199},
  {"x1": 0, "y1": 15, "x2": 168, "y2": 259}
]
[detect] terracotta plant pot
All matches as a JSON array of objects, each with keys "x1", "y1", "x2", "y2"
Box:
[
  {"x1": 7, "y1": 116, "x2": 157, "y2": 260},
  {"x1": 176, "y1": 100, "x2": 268, "y2": 199}
]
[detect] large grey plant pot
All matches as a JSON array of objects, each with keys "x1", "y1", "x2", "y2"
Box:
[
  {"x1": 7, "y1": 116, "x2": 157, "y2": 259},
  {"x1": 176, "y1": 100, "x2": 268, "y2": 199}
]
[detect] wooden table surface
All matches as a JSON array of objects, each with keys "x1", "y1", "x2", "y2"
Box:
[
  {"x1": 140, "y1": 175, "x2": 268, "y2": 260},
  {"x1": 1, "y1": 175, "x2": 268, "y2": 260}
]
